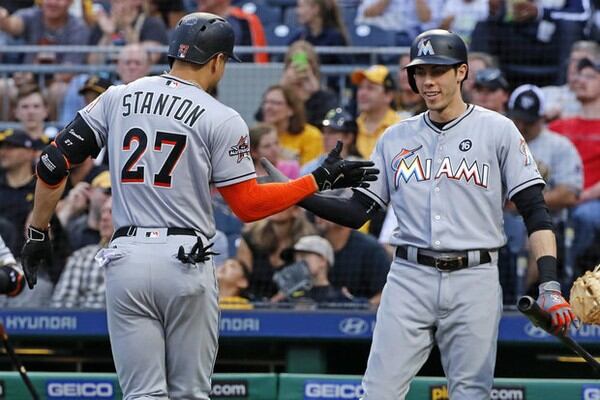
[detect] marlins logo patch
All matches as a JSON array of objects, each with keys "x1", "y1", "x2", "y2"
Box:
[
  {"x1": 519, "y1": 138, "x2": 532, "y2": 166},
  {"x1": 178, "y1": 44, "x2": 189, "y2": 58},
  {"x1": 228, "y1": 136, "x2": 251, "y2": 163}
]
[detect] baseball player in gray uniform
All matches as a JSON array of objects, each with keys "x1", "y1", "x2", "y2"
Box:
[
  {"x1": 262, "y1": 29, "x2": 577, "y2": 400},
  {"x1": 19, "y1": 13, "x2": 377, "y2": 400}
]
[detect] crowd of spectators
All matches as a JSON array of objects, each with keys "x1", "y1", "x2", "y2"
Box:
[{"x1": 0, "y1": 0, "x2": 599, "y2": 310}]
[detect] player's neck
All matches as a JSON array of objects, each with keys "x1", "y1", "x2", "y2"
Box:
[
  {"x1": 169, "y1": 66, "x2": 212, "y2": 92},
  {"x1": 429, "y1": 98, "x2": 467, "y2": 123}
]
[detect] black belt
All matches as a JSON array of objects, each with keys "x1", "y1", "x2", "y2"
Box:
[
  {"x1": 395, "y1": 246, "x2": 491, "y2": 271},
  {"x1": 112, "y1": 226, "x2": 198, "y2": 240}
]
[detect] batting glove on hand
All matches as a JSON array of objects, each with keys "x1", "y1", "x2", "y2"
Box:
[
  {"x1": 311, "y1": 141, "x2": 378, "y2": 191},
  {"x1": 21, "y1": 226, "x2": 52, "y2": 289},
  {"x1": 537, "y1": 280, "x2": 577, "y2": 335}
]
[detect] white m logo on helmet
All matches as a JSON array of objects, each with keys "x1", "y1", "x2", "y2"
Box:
[{"x1": 417, "y1": 39, "x2": 435, "y2": 56}]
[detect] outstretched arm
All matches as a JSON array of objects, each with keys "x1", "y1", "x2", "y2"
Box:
[
  {"x1": 259, "y1": 157, "x2": 381, "y2": 229},
  {"x1": 219, "y1": 142, "x2": 378, "y2": 223}
]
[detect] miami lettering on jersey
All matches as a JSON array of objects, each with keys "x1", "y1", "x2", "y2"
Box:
[{"x1": 391, "y1": 146, "x2": 490, "y2": 189}]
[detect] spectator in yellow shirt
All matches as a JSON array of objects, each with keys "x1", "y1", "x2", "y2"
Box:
[
  {"x1": 260, "y1": 84, "x2": 324, "y2": 165},
  {"x1": 351, "y1": 65, "x2": 401, "y2": 158},
  {"x1": 217, "y1": 258, "x2": 253, "y2": 310}
]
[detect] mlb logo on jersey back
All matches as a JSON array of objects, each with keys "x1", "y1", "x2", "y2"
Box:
[{"x1": 145, "y1": 231, "x2": 161, "y2": 238}]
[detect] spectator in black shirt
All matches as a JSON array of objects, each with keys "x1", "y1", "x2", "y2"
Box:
[
  {"x1": 315, "y1": 216, "x2": 390, "y2": 306},
  {"x1": 289, "y1": 0, "x2": 350, "y2": 65},
  {"x1": 0, "y1": 129, "x2": 44, "y2": 253}
]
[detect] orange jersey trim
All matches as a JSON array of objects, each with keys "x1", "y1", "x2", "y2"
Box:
[{"x1": 218, "y1": 175, "x2": 317, "y2": 222}]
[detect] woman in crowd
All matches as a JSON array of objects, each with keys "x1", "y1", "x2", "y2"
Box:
[{"x1": 260, "y1": 84, "x2": 323, "y2": 165}]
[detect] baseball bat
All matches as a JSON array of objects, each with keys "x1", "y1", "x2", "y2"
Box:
[
  {"x1": 0, "y1": 322, "x2": 39, "y2": 399},
  {"x1": 517, "y1": 296, "x2": 600, "y2": 375}
]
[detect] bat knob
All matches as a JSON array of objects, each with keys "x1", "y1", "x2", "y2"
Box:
[{"x1": 517, "y1": 295, "x2": 535, "y2": 313}]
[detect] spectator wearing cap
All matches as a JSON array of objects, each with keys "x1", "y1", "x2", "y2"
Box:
[
  {"x1": 549, "y1": 58, "x2": 600, "y2": 268},
  {"x1": 503, "y1": 85, "x2": 583, "y2": 292},
  {"x1": 51, "y1": 196, "x2": 113, "y2": 309},
  {"x1": 463, "y1": 52, "x2": 497, "y2": 102},
  {"x1": 471, "y1": 67, "x2": 510, "y2": 114},
  {"x1": 217, "y1": 258, "x2": 253, "y2": 309},
  {"x1": 58, "y1": 171, "x2": 112, "y2": 252},
  {"x1": 352, "y1": 65, "x2": 401, "y2": 158},
  {"x1": 301, "y1": 107, "x2": 362, "y2": 176},
  {"x1": 59, "y1": 75, "x2": 113, "y2": 143},
  {"x1": 275, "y1": 235, "x2": 355, "y2": 304},
  {"x1": 314, "y1": 216, "x2": 390, "y2": 306},
  {"x1": 0, "y1": 129, "x2": 44, "y2": 253},
  {"x1": 79, "y1": 76, "x2": 113, "y2": 105}
]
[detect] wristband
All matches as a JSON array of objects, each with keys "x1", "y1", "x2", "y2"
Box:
[{"x1": 537, "y1": 255, "x2": 557, "y2": 283}]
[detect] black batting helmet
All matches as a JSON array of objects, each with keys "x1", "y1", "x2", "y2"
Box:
[
  {"x1": 321, "y1": 108, "x2": 357, "y2": 134},
  {"x1": 404, "y1": 29, "x2": 468, "y2": 93},
  {"x1": 168, "y1": 12, "x2": 241, "y2": 66}
]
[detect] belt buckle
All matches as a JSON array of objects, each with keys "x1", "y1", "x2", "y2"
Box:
[{"x1": 434, "y1": 255, "x2": 464, "y2": 272}]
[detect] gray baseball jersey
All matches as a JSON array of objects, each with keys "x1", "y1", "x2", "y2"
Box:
[
  {"x1": 79, "y1": 73, "x2": 256, "y2": 399},
  {"x1": 359, "y1": 104, "x2": 543, "y2": 400},
  {"x1": 79, "y1": 74, "x2": 256, "y2": 239},
  {"x1": 358, "y1": 104, "x2": 544, "y2": 250}
]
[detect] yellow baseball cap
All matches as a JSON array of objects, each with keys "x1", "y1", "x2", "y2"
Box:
[
  {"x1": 351, "y1": 65, "x2": 396, "y2": 91},
  {"x1": 91, "y1": 170, "x2": 111, "y2": 191}
]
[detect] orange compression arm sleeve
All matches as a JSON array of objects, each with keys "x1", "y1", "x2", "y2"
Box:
[{"x1": 217, "y1": 175, "x2": 318, "y2": 222}]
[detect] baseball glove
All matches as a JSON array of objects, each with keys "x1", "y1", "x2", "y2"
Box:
[{"x1": 570, "y1": 264, "x2": 600, "y2": 324}]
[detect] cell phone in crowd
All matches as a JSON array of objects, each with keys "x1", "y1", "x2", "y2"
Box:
[{"x1": 291, "y1": 50, "x2": 309, "y2": 72}]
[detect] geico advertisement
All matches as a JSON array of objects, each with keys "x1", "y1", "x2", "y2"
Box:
[
  {"x1": 46, "y1": 380, "x2": 115, "y2": 400},
  {"x1": 582, "y1": 384, "x2": 600, "y2": 400},
  {"x1": 430, "y1": 384, "x2": 525, "y2": 400},
  {"x1": 304, "y1": 379, "x2": 364, "y2": 400},
  {"x1": 211, "y1": 380, "x2": 249, "y2": 398}
]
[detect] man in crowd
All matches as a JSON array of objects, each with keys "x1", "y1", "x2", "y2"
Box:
[
  {"x1": 471, "y1": 67, "x2": 510, "y2": 113},
  {"x1": 0, "y1": 129, "x2": 44, "y2": 253},
  {"x1": 51, "y1": 197, "x2": 113, "y2": 308},
  {"x1": 351, "y1": 65, "x2": 401, "y2": 158},
  {"x1": 549, "y1": 58, "x2": 600, "y2": 270}
]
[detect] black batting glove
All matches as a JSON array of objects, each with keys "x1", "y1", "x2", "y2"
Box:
[
  {"x1": 21, "y1": 225, "x2": 52, "y2": 289},
  {"x1": 311, "y1": 141, "x2": 379, "y2": 191}
]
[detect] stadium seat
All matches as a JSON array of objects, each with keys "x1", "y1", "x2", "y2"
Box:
[
  {"x1": 265, "y1": 23, "x2": 300, "y2": 46},
  {"x1": 349, "y1": 24, "x2": 395, "y2": 47},
  {"x1": 349, "y1": 24, "x2": 396, "y2": 64},
  {"x1": 265, "y1": 0, "x2": 296, "y2": 7},
  {"x1": 240, "y1": 0, "x2": 282, "y2": 25},
  {"x1": 283, "y1": 6, "x2": 301, "y2": 31}
]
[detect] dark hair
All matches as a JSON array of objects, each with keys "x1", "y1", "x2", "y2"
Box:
[
  {"x1": 311, "y1": 0, "x2": 349, "y2": 45},
  {"x1": 264, "y1": 84, "x2": 306, "y2": 135}
]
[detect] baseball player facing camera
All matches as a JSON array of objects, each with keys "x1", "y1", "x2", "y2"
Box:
[
  {"x1": 262, "y1": 29, "x2": 576, "y2": 400},
  {"x1": 20, "y1": 12, "x2": 378, "y2": 400}
]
